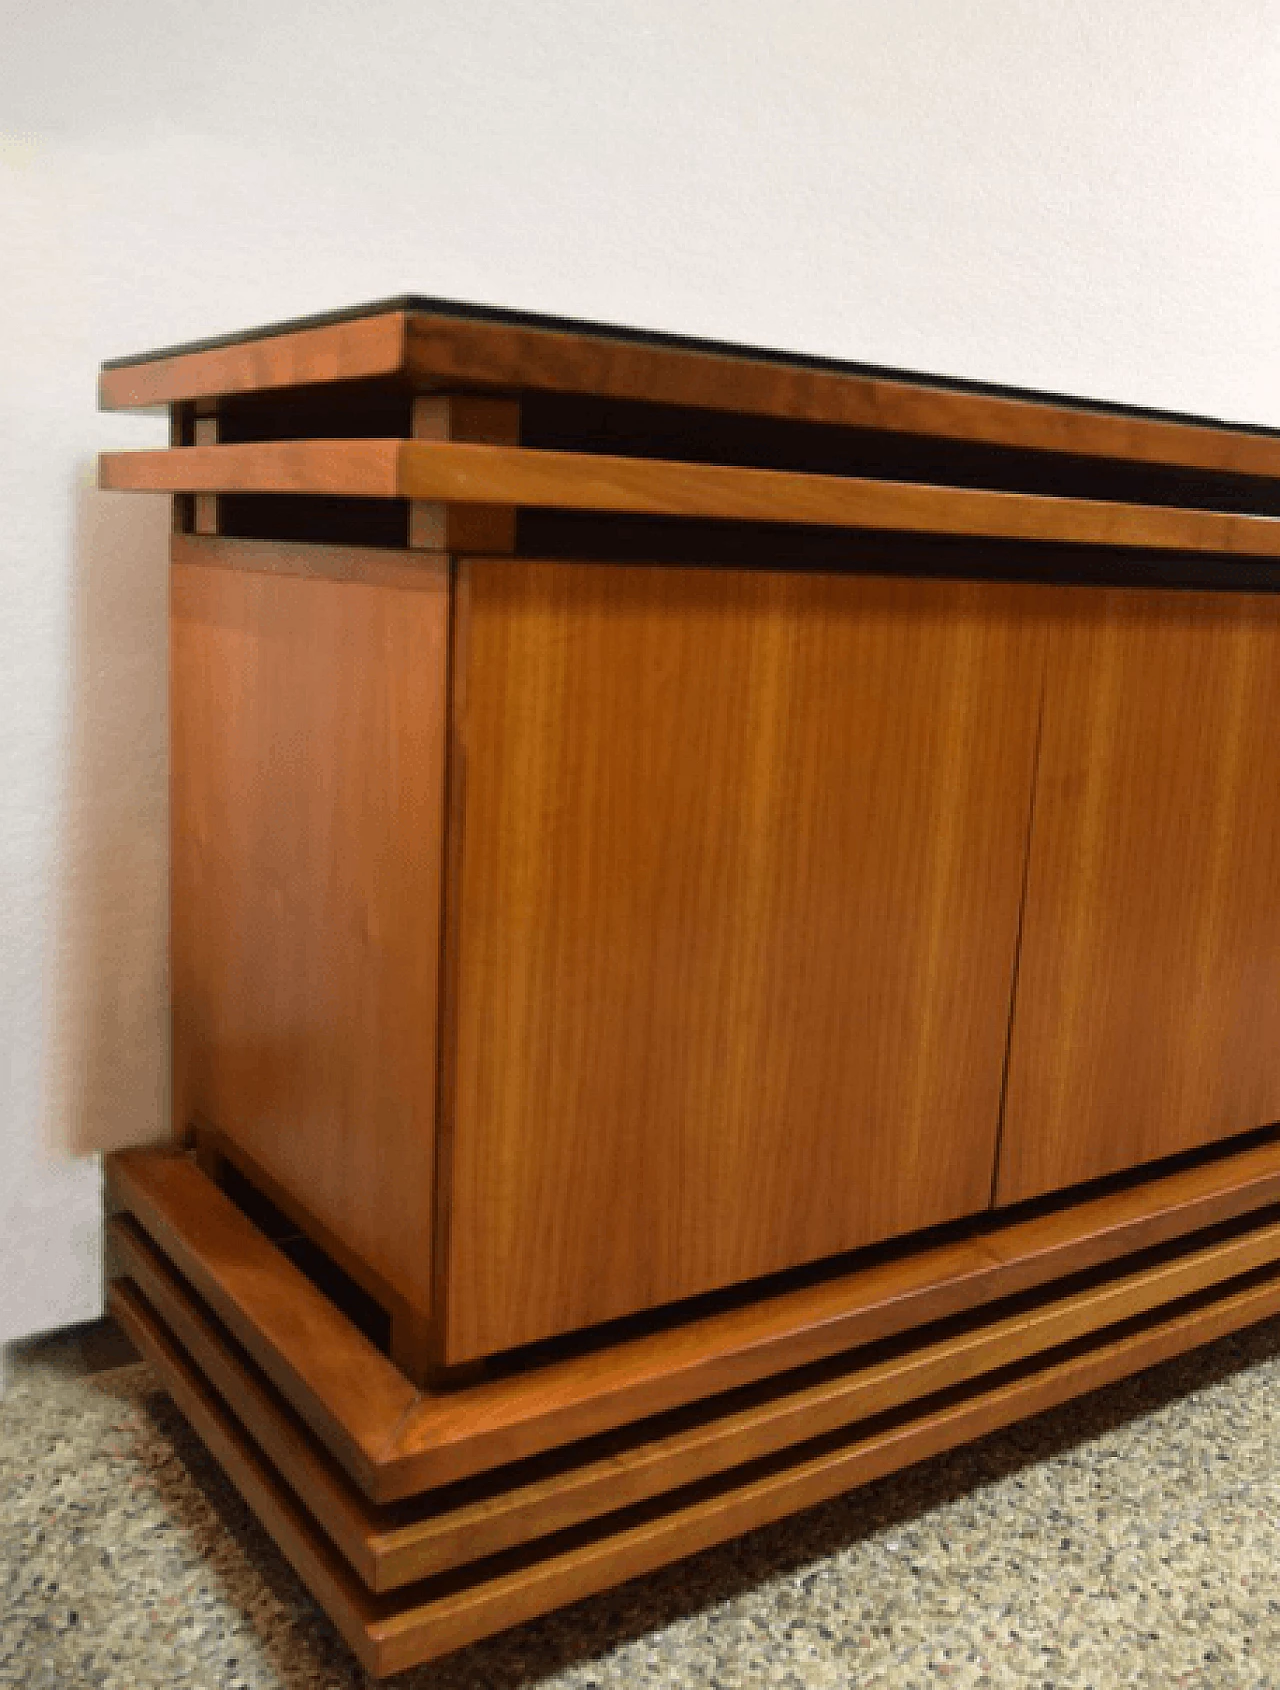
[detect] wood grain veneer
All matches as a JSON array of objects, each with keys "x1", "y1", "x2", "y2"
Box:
[
  {"x1": 103, "y1": 439, "x2": 403, "y2": 495},
  {"x1": 109, "y1": 1198, "x2": 1280, "y2": 1595},
  {"x1": 99, "y1": 440, "x2": 1280, "y2": 559},
  {"x1": 110, "y1": 1284, "x2": 385, "y2": 1669},
  {"x1": 171, "y1": 557, "x2": 448, "y2": 1362},
  {"x1": 998, "y1": 586, "x2": 1280, "y2": 1202},
  {"x1": 408, "y1": 395, "x2": 520, "y2": 553},
  {"x1": 402, "y1": 313, "x2": 1280, "y2": 483},
  {"x1": 107, "y1": 1125, "x2": 1280, "y2": 1506},
  {"x1": 439, "y1": 562, "x2": 1045, "y2": 1360},
  {"x1": 111, "y1": 1220, "x2": 389, "y2": 1588},
  {"x1": 170, "y1": 532, "x2": 447, "y2": 590},
  {"x1": 112, "y1": 1243, "x2": 1280, "y2": 1677},
  {"x1": 107, "y1": 1150, "x2": 415, "y2": 1493},
  {"x1": 100, "y1": 302, "x2": 1280, "y2": 487},
  {"x1": 98, "y1": 311, "x2": 408, "y2": 412}
]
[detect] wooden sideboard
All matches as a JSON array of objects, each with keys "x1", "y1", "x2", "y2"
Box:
[{"x1": 99, "y1": 298, "x2": 1280, "y2": 1675}]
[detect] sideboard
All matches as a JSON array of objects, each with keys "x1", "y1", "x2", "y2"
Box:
[{"x1": 99, "y1": 298, "x2": 1280, "y2": 1675}]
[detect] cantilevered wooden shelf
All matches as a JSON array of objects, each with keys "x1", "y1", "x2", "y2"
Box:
[{"x1": 100, "y1": 439, "x2": 1280, "y2": 559}]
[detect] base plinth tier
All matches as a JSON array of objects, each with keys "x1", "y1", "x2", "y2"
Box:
[{"x1": 108, "y1": 1139, "x2": 1280, "y2": 1676}]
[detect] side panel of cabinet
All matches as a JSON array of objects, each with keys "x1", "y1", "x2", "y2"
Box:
[
  {"x1": 997, "y1": 587, "x2": 1280, "y2": 1206},
  {"x1": 437, "y1": 560, "x2": 1047, "y2": 1363},
  {"x1": 171, "y1": 556, "x2": 449, "y2": 1319}
]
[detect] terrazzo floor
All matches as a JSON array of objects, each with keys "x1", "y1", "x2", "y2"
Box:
[{"x1": 4, "y1": 1314, "x2": 1280, "y2": 1688}]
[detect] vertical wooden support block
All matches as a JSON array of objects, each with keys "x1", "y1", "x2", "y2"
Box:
[
  {"x1": 170, "y1": 403, "x2": 194, "y2": 535},
  {"x1": 409, "y1": 395, "x2": 519, "y2": 554},
  {"x1": 193, "y1": 413, "x2": 220, "y2": 536}
]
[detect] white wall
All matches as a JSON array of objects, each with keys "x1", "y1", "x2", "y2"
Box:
[{"x1": 3, "y1": 0, "x2": 1279, "y2": 1343}]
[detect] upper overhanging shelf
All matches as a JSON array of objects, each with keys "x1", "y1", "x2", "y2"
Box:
[
  {"x1": 99, "y1": 294, "x2": 1280, "y2": 482},
  {"x1": 98, "y1": 296, "x2": 1280, "y2": 562},
  {"x1": 98, "y1": 437, "x2": 1280, "y2": 562}
]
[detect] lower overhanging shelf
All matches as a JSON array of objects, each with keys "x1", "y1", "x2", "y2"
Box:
[{"x1": 107, "y1": 1147, "x2": 1280, "y2": 1676}]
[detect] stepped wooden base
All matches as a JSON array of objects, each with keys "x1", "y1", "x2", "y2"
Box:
[{"x1": 107, "y1": 1140, "x2": 1280, "y2": 1677}]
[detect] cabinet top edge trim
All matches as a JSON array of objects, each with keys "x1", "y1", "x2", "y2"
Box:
[{"x1": 98, "y1": 297, "x2": 1280, "y2": 484}]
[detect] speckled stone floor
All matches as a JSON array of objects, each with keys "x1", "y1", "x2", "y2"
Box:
[{"x1": 4, "y1": 1316, "x2": 1280, "y2": 1689}]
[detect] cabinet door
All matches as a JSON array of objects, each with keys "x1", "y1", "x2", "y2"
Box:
[
  {"x1": 997, "y1": 587, "x2": 1280, "y2": 1206},
  {"x1": 439, "y1": 561, "x2": 1046, "y2": 1363}
]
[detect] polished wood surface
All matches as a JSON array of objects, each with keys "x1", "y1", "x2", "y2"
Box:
[
  {"x1": 107, "y1": 1149, "x2": 416, "y2": 1492},
  {"x1": 111, "y1": 1222, "x2": 388, "y2": 1588},
  {"x1": 103, "y1": 439, "x2": 402, "y2": 495},
  {"x1": 439, "y1": 562, "x2": 1044, "y2": 1359},
  {"x1": 99, "y1": 302, "x2": 1280, "y2": 487},
  {"x1": 170, "y1": 532, "x2": 448, "y2": 590},
  {"x1": 190, "y1": 1119, "x2": 431, "y2": 1376},
  {"x1": 112, "y1": 1238, "x2": 1280, "y2": 1677},
  {"x1": 100, "y1": 439, "x2": 1280, "y2": 558},
  {"x1": 106, "y1": 1129, "x2": 1280, "y2": 1501},
  {"x1": 109, "y1": 1280, "x2": 388, "y2": 1673},
  {"x1": 405, "y1": 313, "x2": 1280, "y2": 482},
  {"x1": 408, "y1": 394, "x2": 519, "y2": 553},
  {"x1": 999, "y1": 588, "x2": 1280, "y2": 1203},
  {"x1": 109, "y1": 1193, "x2": 1280, "y2": 1595},
  {"x1": 98, "y1": 311, "x2": 407, "y2": 411},
  {"x1": 171, "y1": 558, "x2": 448, "y2": 1343},
  {"x1": 101, "y1": 1126, "x2": 1280, "y2": 1504}
]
